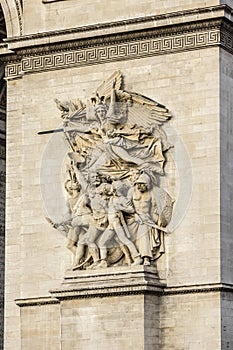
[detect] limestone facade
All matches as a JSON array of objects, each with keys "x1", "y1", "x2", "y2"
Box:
[{"x1": 1, "y1": 0, "x2": 233, "y2": 349}]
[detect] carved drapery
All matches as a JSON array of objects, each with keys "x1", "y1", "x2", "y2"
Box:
[{"x1": 46, "y1": 71, "x2": 174, "y2": 271}]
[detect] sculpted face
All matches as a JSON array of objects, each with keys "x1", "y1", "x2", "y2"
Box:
[
  {"x1": 50, "y1": 72, "x2": 174, "y2": 271},
  {"x1": 96, "y1": 106, "x2": 107, "y2": 121},
  {"x1": 97, "y1": 183, "x2": 112, "y2": 197},
  {"x1": 65, "y1": 180, "x2": 80, "y2": 195},
  {"x1": 136, "y1": 183, "x2": 148, "y2": 193},
  {"x1": 89, "y1": 173, "x2": 101, "y2": 187}
]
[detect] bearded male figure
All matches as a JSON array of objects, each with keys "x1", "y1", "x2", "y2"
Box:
[{"x1": 128, "y1": 173, "x2": 172, "y2": 265}]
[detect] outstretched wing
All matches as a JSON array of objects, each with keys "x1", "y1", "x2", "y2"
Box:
[
  {"x1": 55, "y1": 97, "x2": 86, "y2": 121},
  {"x1": 125, "y1": 92, "x2": 172, "y2": 128},
  {"x1": 95, "y1": 70, "x2": 123, "y2": 101},
  {"x1": 54, "y1": 98, "x2": 70, "y2": 113},
  {"x1": 65, "y1": 98, "x2": 86, "y2": 121},
  {"x1": 69, "y1": 98, "x2": 86, "y2": 113}
]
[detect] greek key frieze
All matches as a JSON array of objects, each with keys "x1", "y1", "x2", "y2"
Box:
[
  {"x1": 220, "y1": 26, "x2": 233, "y2": 52},
  {"x1": 6, "y1": 62, "x2": 22, "y2": 79},
  {"x1": 5, "y1": 29, "x2": 221, "y2": 79}
]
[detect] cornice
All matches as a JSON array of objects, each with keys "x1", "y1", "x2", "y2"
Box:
[
  {"x1": 162, "y1": 282, "x2": 233, "y2": 296},
  {"x1": 5, "y1": 19, "x2": 223, "y2": 58},
  {"x1": 220, "y1": 17, "x2": 233, "y2": 51},
  {"x1": 2, "y1": 5, "x2": 233, "y2": 79},
  {"x1": 15, "y1": 283, "x2": 233, "y2": 307},
  {"x1": 15, "y1": 296, "x2": 60, "y2": 307},
  {"x1": 50, "y1": 285, "x2": 164, "y2": 300},
  {"x1": 4, "y1": 4, "x2": 232, "y2": 47}
]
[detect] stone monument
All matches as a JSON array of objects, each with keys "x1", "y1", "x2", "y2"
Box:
[
  {"x1": 39, "y1": 71, "x2": 174, "y2": 349},
  {"x1": 1, "y1": 0, "x2": 233, "y2": 349},
  {"x1": 47, "y1": 71, "x2": 174, "y2": 271}
]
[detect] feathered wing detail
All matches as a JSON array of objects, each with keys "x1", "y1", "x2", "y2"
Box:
[
  {"x1": 54, "y1": 98, "x2": 70, "y2": 119},
  {"x1": 69, "y1": 98, "x2": 86, "y2": 113},
  {"x1": 123, "y1": 91, "x2": 172, "y2": 128},
  {"x1": 55, "y1": 97, "x2": 87, "y2": 122},
  {"x1": 95, "y1": 70, "x2": 123, "y2": 101},
  {"x1": 86, "y1": 99, "x2": 96, "y2": 121}
]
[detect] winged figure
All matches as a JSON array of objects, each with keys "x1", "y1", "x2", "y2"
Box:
[{"x1": 50, "y1": 71, "x2": 174, "y2": 271}]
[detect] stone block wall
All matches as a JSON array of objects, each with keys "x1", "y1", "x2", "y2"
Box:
[
  {"x1": 23, "y1": 0, "x2": 221, "y2": 35},
  {"x1": 2, "y1": 0, "x2": 233, "y2": 349},
  {"x1": 5, "y1": 48, "x2": 220, "y2": 296},
  {"x1": 60, "y1": 296, "x2": 146, "y2": 350},
  {"x1": 20, "y1": 303, "x2": 61, "y2": 350},
  {"x1": 0, "y1": 97, "x2": 5, "y2": 350},
  {"x1": 220, "y1": 48, "x2": 233, "y2": 285},
  {"x1": 221, "y1": 291, "x2": 233, "y2": 349},
  {"x1": 4, "y1": 78, "x2": 23, "y2": 350},
  {"x1": 160, "y1": 292, "x2": 221, "y2": 350},
  {"x1": 5, "y1": 48, "x2": 220, "y2": 348}
]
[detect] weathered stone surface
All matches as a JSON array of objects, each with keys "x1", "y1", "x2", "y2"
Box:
[
  {"x1": 16, "y1": 266, "x2": 162, "y2": 350},
  {"x1": 53, "y1": 265, "x2": 163, "y2": 297},
  {"x1": 3, "y1": 50, "x2": 221, "y2": 349},
  {"x1": 23, "y1": 0, "x2": 224, "y2": 35},
  {"x1": 1, "y1": 0, "x2": 233, "y2": 349}
]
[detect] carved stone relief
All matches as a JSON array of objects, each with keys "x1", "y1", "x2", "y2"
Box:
[{"x1": 47, "y1": 71, "x2": 174, "y2": 270}]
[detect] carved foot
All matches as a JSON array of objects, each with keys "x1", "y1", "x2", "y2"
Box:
[
  {"x1": 125, "y1": 258, "x2": 132, "y2": 266},
  {"x1": 131, "y1": 256, "x2": 143, "y2": 266},
  {"x1": 143, "y1": 257, "x2": 151, "y2": 266},
  {"x1": 86, "y1": 261, "x2": 101, "y2": 270},
  {"x1": 96, "y1": 260, "x2": 108, "y2": 268}
]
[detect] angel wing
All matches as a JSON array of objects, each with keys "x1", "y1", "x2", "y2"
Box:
[
  {"x1": 86, "y1": 99, "x2": 96, "y2": 121},
  {"x1": 95, "y1": 70, "x2": 123, "y2": 101},
  {"x1": 69, "y1": 98, "x2": 86, "y2": 113},
  {"x1": 54, "y1": 98, "x2": 70, "y2": 113},
  {"x1": 55, "y1": 98, "x2": 86, "y2": 122},
  {"x1": 123, "y1": 92, "x2": 172, "y2": 128}
]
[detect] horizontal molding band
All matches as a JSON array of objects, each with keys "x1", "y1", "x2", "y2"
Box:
[
  {"x1": 5, "y1": 4, "x2": 233, "y2": 45},
  {"x1": 15, "y1": 296, "x2": 60, "y2": 307},
  {"x1": 163, "y1": 283, "x2": 233, "y2": 296},
  {"x1": 2, "y1": 8, "x2": 233, "y2": 79},
  {"x1": 4, "y1": 23, "x2": 222, "y2": 80},
  {"x1": 6, "y1": 19, "x2": 223, "y2": 57},
  {"x1": 15, "y1": 283, "x2": 233, "y2": 306},
  {"x1": 50, "y1": 286, "x2": 163, "y2": 301}
]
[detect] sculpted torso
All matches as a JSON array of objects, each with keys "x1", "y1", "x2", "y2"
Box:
[{"x1": 48, "y1": 71, "x2": 174, "y2": 270}]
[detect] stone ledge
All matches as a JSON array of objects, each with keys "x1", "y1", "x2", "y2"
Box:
[
  {"x1": 15, "y1": 281, "x2": 233, "y2": 307},
  {"x1": 2, "y1": 5, "x2": 233, "y2": 79},
  {"x1": 62, "y1": 264, "x2": 159, "y2": 282},
  {"x1": 163, "y1": 283, "x2": 233, "y2": 295},
  {"x1": 15, "y1": 296, "x2": 59, "y2": 307},
  {"x1": 50, "y1": 265, "x2": 164, "y2": 299},
  {"x1": 3, "y1": 20, "x2": 222, "y2": 80},
  {"x1": 4, "y1": 4, "x2": 232, "y2": 51},
  {"x1": 12, "y1": 19, "x2": 223, "y2": 56}
]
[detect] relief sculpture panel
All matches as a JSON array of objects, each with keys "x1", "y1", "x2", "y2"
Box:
[{"x1": 46, "y1": 71, "x2": 174, "y2": 271}]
